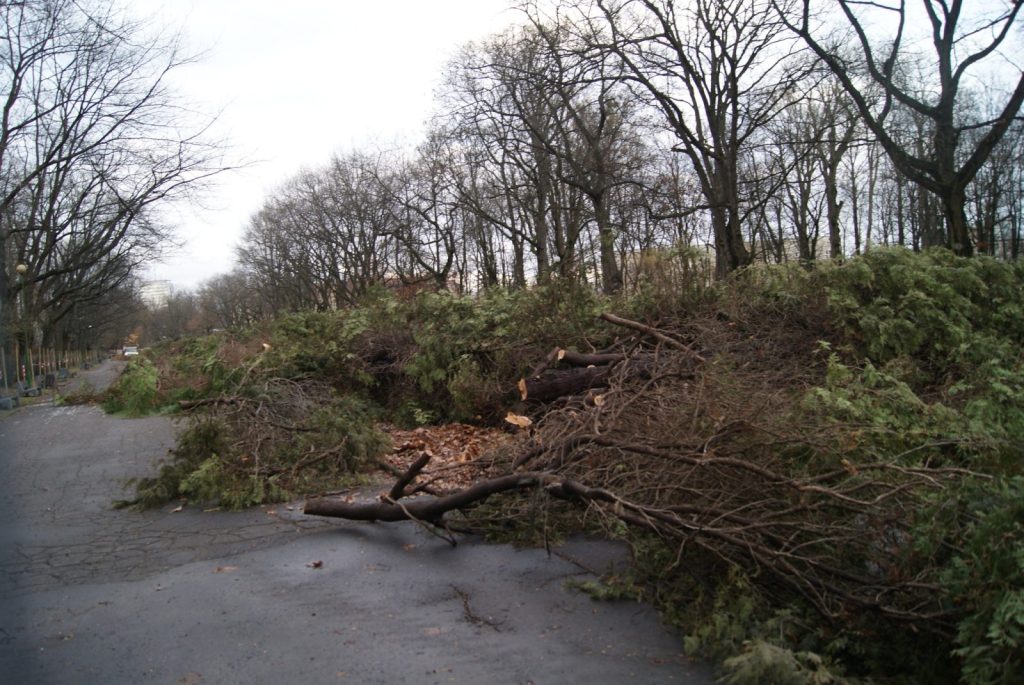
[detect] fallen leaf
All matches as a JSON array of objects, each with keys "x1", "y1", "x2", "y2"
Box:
[
  {"x1": 402, "y1": 544, "x2": 417, "y2": 551},
  {"x1": 557, "y1": 348, "x2": 566, "y2": 361},
  {"x1": 213, "y1": 566, "x2": 238, "y2": 574},
  {"x1": 307, "y1": 560, "x2": 323, "y2": 569},
  {"x1": 517, "y1": 378, "x2": 528, "y2": 401},
  {"x1": 593, "y1": 393, "x2": 605, "y2": 407},
  {"x1": 170, "y1": 504, "x2": 183, "y2": 513}
]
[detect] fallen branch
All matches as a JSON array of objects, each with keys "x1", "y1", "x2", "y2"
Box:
[
  {"x1": 305, "y1": 472, "x2": 551, "y2": 522},
  {"x1": 178, "y1": 396, "x2": 239, "y2": 410},
  {"x1": 599, "y1": 313, "x2": 705, "y2": 361},
  {"x1": 387, "y1": 451, "x2": 432, "y2": 501}
]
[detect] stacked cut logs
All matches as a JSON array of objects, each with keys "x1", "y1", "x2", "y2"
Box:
[{"x1": 518, "y1": 313, "x2": 703, "y2": 403}]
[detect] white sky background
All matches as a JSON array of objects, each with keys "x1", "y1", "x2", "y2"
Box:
[{"x1": 136, "y1": 0, "x2": 516, "y2": 290}]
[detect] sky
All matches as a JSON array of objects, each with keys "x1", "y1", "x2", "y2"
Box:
[{"x1": 136, "y1": 0, "x2": 516, "y2": 291}]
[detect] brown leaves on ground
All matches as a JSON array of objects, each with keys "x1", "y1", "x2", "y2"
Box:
[{"x1": 381, "y1": 423, "x2": 514, "y2": 492}]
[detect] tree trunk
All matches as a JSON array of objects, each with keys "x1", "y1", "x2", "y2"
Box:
[
  {"x1": 522, "y1": 365, "x2": 614, "y2": 402},
  {"x1": 825, "y1": 168, "x2": 843, "y2": 259},
  {"x1": 531, "y1": 129, "x2": 552, "y2": 284},
  {"x1": 712, "y1": 160, "x2": 751, "y2": 275},
  {"x1": 592, "y1": 192, "x2": 622, "y2": 294},
  {"x1": 944, "y1": 188, "x2": 974, "y2": 257}
]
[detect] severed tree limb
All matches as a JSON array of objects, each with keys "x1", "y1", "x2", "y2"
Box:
[
  {"x1": 523, "y1": 365, "x2": 613, "y2": 402},
  {"x1": 599, "y1": 312, "x2": 706, "y2": 362},
  {"x1": 520, "y1": 353, "x2": 664, "y2": 402},
  {"x1": 387, "y1": 451, "x2": 433, "y2": 501},
  {"x1": 305, "y1": 472, "x2": 553, "y2": 522},
  {"x1": 528, "y1": 347, "x2": 629, "y2": 378},
  {"x1": 376, "y1": 457, "x2": 445, "y2": 497},
  {"x1": 178, "y1": 396, "x2": 239, "y2": 410},
  {"x1": 303, "y1": 461, "x2": 961, "y2": 632},
  {"x1": 382, "y1": 495, "x2": 458, "y2": 546}
]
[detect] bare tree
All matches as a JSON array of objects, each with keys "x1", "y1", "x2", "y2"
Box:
[
  {"x1": 237, "y1": 192, "x2": 324, "y2": 314},
  {"x1": 379, "y1": 136, "x2": 461, "y2": 291},
  {"x1": 964, "y1": 97, "x2": 1024, "y2": 257},
  {"x1": 524, "y1": 18, "x2": 650, "y2": 293},
  {"x1": 588, "y1": 0, "x2": 805, "y2": 277},
  {"x1": 199, "y1": 271, "x2": 267, "y2": 330},
  {"x1": 442, "y1": 27, "x2": 583, "y2": 287},
  {"x1": 780, "y1": 0, "x2": 1024, "y2": 257},
  {"x1": 0, "y1": 0, "x2": 224, "y2": 372},
  {"x1": 320, "y1": 152, "x2": 395, "y2": 303}
]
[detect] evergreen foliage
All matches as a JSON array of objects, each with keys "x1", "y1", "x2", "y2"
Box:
[{"x1": 102, "y1": 357, "x2": 163, "y2": 416}]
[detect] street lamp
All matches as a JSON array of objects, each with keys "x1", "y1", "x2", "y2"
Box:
[{"x1": 14, "y1": 264, "x2": 33, "y2": 389}]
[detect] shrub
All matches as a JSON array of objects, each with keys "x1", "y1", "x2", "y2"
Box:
[
  {"x1": 942, "y1": 477, "x2": 1024, "y2": 685},
  {"x1": 102, "y1": 357, "x2": 162, "y2": 416},
  {"x1": 123, "y1": 394, "x2": 388, "y2": 510}
]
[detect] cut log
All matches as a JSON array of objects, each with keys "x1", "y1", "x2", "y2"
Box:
[
  {"x1": 305, "y1": 472, "x2": 551, "y2": 522},
  {"x1": 178, "y1": 396, "x2": 239, "y2": 410},
  {"x1": 528, "y1": 347, "x2": 627, "y2": 378},
  {"x1": 522, "y1": 365, "x2": 613, "y2": 402},
  {"x1": 520, "y1": 351, "x2": 662, "y2": 402}
]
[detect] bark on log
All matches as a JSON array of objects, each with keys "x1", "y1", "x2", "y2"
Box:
[
  {"x1": 388, "y1": 451, "x2": 432, "y2": 501},
  {"x1": 521, "y1": 352, "x2": 664, "y2": 402},
  {"x1": 528, "y1": 347, "x2": 628, "y2": 378},
  {"x1": 304, "y1": 473, "x2": 551, "y2": 522},
  {"x1": 523, "y1": 365, "x2": 612, "y2": 402},
  {"x1": 599, "y1": 313, "x2": 705, "y2": 361}
]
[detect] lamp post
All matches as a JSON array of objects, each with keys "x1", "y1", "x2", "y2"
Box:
[
  {"x1": 0, "y1": 267, "x2": 13, "y2": 398},
  {"x1": 14, "y1": 263, "x2": 32, "y2": 389}
]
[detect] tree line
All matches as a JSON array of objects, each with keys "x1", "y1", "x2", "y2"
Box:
[
  {"x1": 4, "y1": 1, "x2": 1022, "y2": 352},
  {"x1": 189, "y1": 0, "x2": 1021, "y2": 331}
]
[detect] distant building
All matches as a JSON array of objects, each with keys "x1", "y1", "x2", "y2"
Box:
[{"x1": 139, "y1": 280, "x2": 171, "y2": 309}]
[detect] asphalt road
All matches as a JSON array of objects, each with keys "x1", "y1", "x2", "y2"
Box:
[{"x1": 0, "y1": 360, "x2": 716, "y2": 685}]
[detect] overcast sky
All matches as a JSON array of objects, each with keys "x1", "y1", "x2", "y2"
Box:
[{"x1": 136, "y1": 0, "x2": 515, "y2": 290}]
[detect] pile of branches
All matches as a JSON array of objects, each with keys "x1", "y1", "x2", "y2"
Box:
[
  {"x1": 305, "y1": 311, "x2": 979, "y2": 634},
  {"x1": 180, "y1": 377, "x2": 374, "y2": 478},
  {"x1": 122, "y1": 369, "x2": 387, "y2": 510}
]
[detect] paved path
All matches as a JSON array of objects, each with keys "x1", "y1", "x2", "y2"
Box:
[{"x1": 0, "y1": 361, "x2": 715, "y2": 684}]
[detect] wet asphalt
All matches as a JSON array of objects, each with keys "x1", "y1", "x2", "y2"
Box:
[{"x1": 0, "y1": 361, "x2": 716, "y2": 684}]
